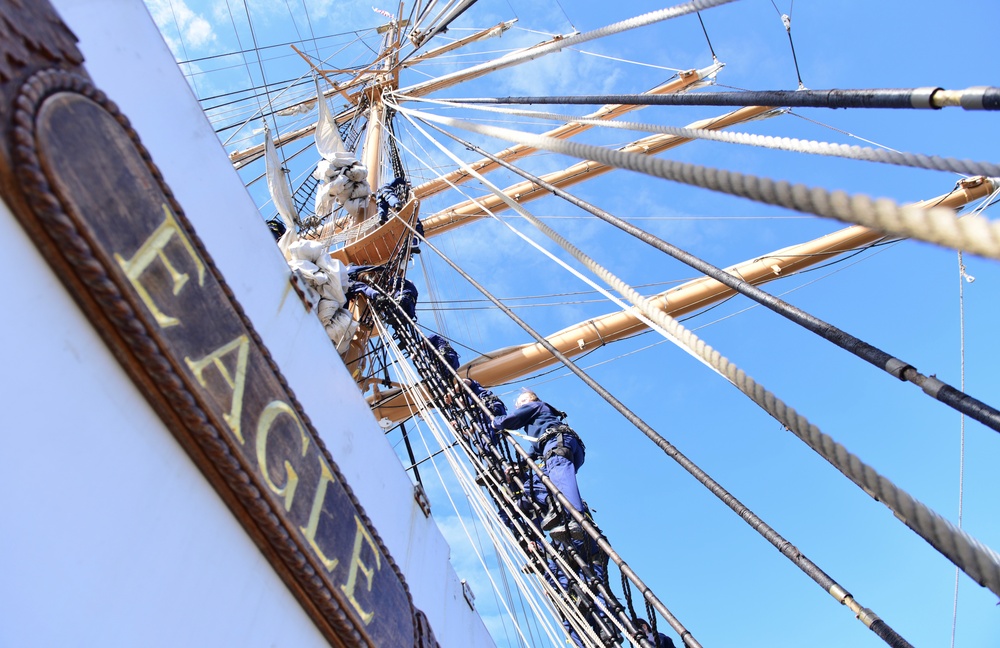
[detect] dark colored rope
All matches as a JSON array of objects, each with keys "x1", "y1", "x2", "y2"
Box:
[
  {"x1": 414, "y1": 121, "x2": 915, "y2": 648},
  {"x1": 441, "y1": 127, "x2": 1000, "y2": 434},
  {"x1": 449, "y1": 87, "x2": 1000, "y2": 111}
]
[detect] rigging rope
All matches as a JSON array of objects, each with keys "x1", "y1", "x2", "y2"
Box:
[
  {"x1": 397, "y1": 106, "x2": 1000, "y2": 262},
  {"x1": 450, "y1": 86, "x2": 1000, "y2": 111},
  {"x1": 364, "y1": 283, "x2": 645, "y2": 646},
  {"x1": 401, "y1": 118, "x2": 918, "y2": 646},
  {"x1": 429, "y1": 125, "x2": 1000, "y2": 434},
  {"x1": 398, "y1": 95, "x2": 1000, "y2": 178},
  {"x1": 951, "y1": 249, "x2": 969, "y2": 648}
]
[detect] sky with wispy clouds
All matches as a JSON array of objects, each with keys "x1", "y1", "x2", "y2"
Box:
[{"x1": 144, "y1": 1, "x2": 1000, "y2": 646}]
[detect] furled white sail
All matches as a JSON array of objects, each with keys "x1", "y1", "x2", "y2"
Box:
[
  {"x1": 311, "y1": 75, "x2": 371, "y2": 221},
  {"x1": 264, "y1": 125, "x2": 298, "y2": 232},
  {"x1": 313, "y1": 75, "x2": 352, "y2": 164}
]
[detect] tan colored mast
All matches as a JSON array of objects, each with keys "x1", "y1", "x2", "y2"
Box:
[
  {"x1": 403, "y1": 20, "x2": 517, "y2": 67},
  {"x1": 463, "y1": 176, "x2": 997, "y2": 385},
  {"x1": 369, "y1": 176, "x2": 995, "y2": 422},
  {"x1": 420, "y1": 103, "x2": 774, "y2": 237}
]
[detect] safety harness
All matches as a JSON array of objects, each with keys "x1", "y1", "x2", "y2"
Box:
[{"x1": 538, "y1": 423, "x2": 585, "y2": 462}]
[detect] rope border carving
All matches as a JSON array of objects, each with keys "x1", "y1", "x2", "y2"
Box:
[{"x1": 10, "y1": 68, "x2": 431, "y2": 648}]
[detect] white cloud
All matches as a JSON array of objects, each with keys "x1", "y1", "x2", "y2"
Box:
[{"x1": 144, "y1": 0, "x2": 218, "y2": 56}]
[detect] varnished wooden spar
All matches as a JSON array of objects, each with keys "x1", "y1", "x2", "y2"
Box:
[
  {"x1": 420, "y1": 104, "x2": 775, "y2": 237},
  {"x1": 367, "y1": 177, "x2": 997, "y2": 424},
  {"x1": 410, "y1": 66, "x2": 716, "y2": 201}
]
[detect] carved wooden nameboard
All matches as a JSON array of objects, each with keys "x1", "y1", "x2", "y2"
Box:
[{"x1": 0, "y1": 2, "x2": 436, "y2": 646}]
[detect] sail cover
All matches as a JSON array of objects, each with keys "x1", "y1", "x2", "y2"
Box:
[
  {"x1": 314, "y1": 75, "x2": 352, "y2": 164},
  {"x1": 264, "y1": 125, "x2": 298, "y2": 231}
]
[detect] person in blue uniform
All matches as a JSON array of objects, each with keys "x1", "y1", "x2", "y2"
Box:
[
  {"x1": 348, "y1": 274, "x2": 418, "y2": 321},
  {"x1": 425, "y1": 333, "x2": 459, "y2": 371},
  {"x1": 543, "y1": 506, "x2": 616, "y2": 647},
  {"x1": 491, "y1": 390, "x2": 586, "y2": 542},
  {"x1": 376, "y1": 176, "x2": 408, "y2": 224}
]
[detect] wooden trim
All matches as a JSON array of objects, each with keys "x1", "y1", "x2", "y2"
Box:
[{"x1": 0, "y1": 3, "x2": 435, "y2": 645}]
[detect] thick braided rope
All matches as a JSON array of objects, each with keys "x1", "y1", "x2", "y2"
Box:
[
  {"x1": 396, "y1": 108, "x2": 1000, "y2": 597},
  {"x1": 398, "y1": 115, "x2": 703, "y2": 644},
  {"x1": 402, "y1": 108, "x2": 1000, "y2": 260},
  {"x1": 400, "y1": 96, "x2": 1000, "y2": 178},
  {"x1": 513, "y1": 171, "x2": 1000, "y2": 599},
  {"x1": 526, "y1": 186, "x2": 1000, "y2": 599},
  {"x1": 400, "y1": 0, "x2": 741, "y2": 96}
]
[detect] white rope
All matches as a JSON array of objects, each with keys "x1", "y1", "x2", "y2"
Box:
[
  {"x1": 398, "y1": 94, "x2": 1000, "y2": 178},
  {"x1": 399, "y1": 106, "x2": 1000, "y2": 261},
  {"x1": 391, "y1": 106, "x2": 1000, "y2": 600},
  {"x1": 399, "y1": 0, "x2": 741, "y2": 97},
  {"x1": 393, "y1": 102, "x2": 735, "y2": 385}
]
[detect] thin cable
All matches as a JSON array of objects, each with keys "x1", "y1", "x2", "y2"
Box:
[
  {"x1": 695, "y1": 12, "x2": 717, "y2": 61},
  {"x1": 398, "y1": 106, "x2": 1000, "y2": 261},
  {"x1": 770, "y1": 0, "x2": 804, "y2": 88},
  {"x1": 399, "y1": 109, "x2": 1000, "y2": 607},
  {"x1": 951, "y1": 250, "x2": 969, "y2": 648},
  {"x1": 431, "y1": 123, "x2": 1000, "y2": 433}
]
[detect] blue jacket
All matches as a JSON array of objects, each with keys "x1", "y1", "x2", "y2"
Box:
[
  {"x1": 492, "y1": 400, "x2": 566, "y2": 455},
  {"x1": 467, "y1": 379, "x2": 506, "y2": 417},
  {"x1": 426, "y1": 334, "x2": 459, "y2": 371}
]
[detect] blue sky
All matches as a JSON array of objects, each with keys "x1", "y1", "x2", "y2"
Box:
[{"x1": 146, "y1": 0, "x2": 1000, "y2": 645}]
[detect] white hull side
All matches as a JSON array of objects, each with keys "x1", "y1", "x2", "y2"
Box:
[{"x1": 0, "y1": 1, "x2": 493, "y2": 646}]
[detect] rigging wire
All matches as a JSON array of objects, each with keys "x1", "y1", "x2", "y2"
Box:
[
  {"x1": 299, "y1": 0, "x2": 323, "y2": 62},
  {"x1": 165, "y1": 0, "x2": 199, "y2": 96},
  {"x1": 769, "y1": 0, "x2": 804, "y2": 88},
  {"x1": 174, "y1": 29, "x2": 377, "y2": 66},
  {"x1": 432, "y1": 124, "x2": 1000, "y2": 433},
  {"x1": 398, "y1": 94, "x2": 1000, "y2": 178},
  {"x1": 399, "y1": 112, "x2": 999, "y2": 627},
  {"x1": 399, "y1": 106, "x2": 1000, "y2": 261},
  {"x1": 695, "y1": 11, "x2": 717, "y2": 62},
  {"x1": 241, "y1": 0, "x2": 278, "y2": 136},
  {"x1": 951, "y1": 249, "x2": 969, "y2": 648}
]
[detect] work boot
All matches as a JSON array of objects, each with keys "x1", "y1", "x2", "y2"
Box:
[
  {"x1": 541, "y1": 505, "x2": 560, "y2": 531},
  {"x1": 548, "y1": 523, "x2": 570, "y2": 544}
]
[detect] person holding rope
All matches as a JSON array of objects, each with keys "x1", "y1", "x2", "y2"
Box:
[{"x1": 491, "y1": 389, "x2": 587, "y2": 543}]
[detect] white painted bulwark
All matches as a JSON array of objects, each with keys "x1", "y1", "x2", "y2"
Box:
[{"x1": 0, "y1": 1, "x2": 493, "y2": 646}]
